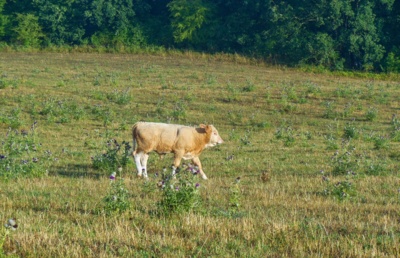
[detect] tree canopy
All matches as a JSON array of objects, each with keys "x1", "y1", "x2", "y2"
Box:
[{"x1": 1, "y1": 0, "x2": 399, "y2": 71}]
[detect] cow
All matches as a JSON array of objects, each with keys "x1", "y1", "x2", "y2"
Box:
[{"x1": 132, "y1": 122, "x2": 223, "y2": 180}]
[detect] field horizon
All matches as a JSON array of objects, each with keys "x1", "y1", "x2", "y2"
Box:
[{"x1": 0, "y1": 52, "x2": 399, "y2": 257}]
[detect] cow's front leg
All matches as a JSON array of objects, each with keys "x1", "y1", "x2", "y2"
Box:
[
  {"x1": 172, "y1": 151, "x2": 184, "y2": 177},
  {"x1": 192, "y1": 157, "x2": 208, "y2": 180}
]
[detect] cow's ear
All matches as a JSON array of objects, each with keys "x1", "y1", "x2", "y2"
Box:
[
  {"x1": 205, "y1": 125, "x2": 212, "y2": 133},
  {"x1": 199, "y1": 124, "x2": 206, "y2": 128}
]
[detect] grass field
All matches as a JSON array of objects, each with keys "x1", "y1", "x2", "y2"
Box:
[{"x1": 0, "y1": 52, "x2": 399, "y2": 257}]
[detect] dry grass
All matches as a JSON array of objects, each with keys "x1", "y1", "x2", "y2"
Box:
[{"x1": 0, "y1": 52, "x2": 399, "y2": 257}]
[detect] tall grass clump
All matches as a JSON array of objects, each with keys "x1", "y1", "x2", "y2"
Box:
[{"x1": 0, "y1": 123, "x2": 52, "y2": 180}]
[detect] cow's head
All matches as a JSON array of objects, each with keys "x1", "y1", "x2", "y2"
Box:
[{"x1": 200, "y1": 124, "x2": 224, "y2": 147}]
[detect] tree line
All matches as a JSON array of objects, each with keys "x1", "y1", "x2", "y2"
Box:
[{"x1": 1, "y1": 0, "x2": 400, "y2": 72}]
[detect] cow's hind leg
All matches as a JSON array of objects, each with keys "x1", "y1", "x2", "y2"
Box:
[
  {"x1": 140, "y1": 153, "x2": 149, "y2": 179},
  {"x1": 133, "y1": 152, "x2": 143, "y2": 177}
]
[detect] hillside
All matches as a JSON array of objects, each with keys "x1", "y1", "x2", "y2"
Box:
[{"x1": 0, "y1": 52, "x2": 399, "y2": 257}]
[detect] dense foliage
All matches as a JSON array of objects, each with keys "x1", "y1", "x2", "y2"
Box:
[{"x1": 1, "y1": 0, "x2": 400, "y2": 71}]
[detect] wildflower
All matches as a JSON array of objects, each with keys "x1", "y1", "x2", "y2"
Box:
[
  {"x1": 32, "y1": 157, "x2": 39, "y2": 163},
  {"x1": 195, "y1": 183, "x2": 200, "y2": 188},
  {"x1": 21, "y1": 160, "x2": 28, "y2": 164},
  {"x1": 322, "y1": 176, "x2": 329, "y2": 182},
  {"x1": 118, "y1": 167, "x2": 122, "y2": 173},
  {"x1": 109, "y1": 172, "x2": 116, "y2": 180},
  {"x1": 4, "y1": 218, "x2": 18, "y2": 230},
  {"x1": 157, "y1": 180, "x2": 165, "y2": 188},
  {"x1": 112, "y1": 195, "x2": 118, "y2": 201},
  {"x1": 235, "y1": 177, "x2": 241, "y2": 183},
  {"x1": 175, "y1": 186, "x2": 180, "y2": 191},
  {"x1": 0, "y1": 154, "x2": 6, "y2": 159}
]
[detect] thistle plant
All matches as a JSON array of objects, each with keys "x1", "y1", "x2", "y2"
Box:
[
  {"x1": 0, "y1": 123, "x2": 52, "y2": 180},
  {"x1": 365, "y1": 107, "x2": 378, "y2": 121},
  {"x1": 102, "y1": 169, "x2": 131, "y2": 215},
  {"x1": 157, "y1": 164, "x2": 202, "y2": 215},
  {"x1": 330, "y1": 140, "x2": 360, "y2": 176},
  {"x1": 92, "y1": 139, "x2": 132, "y2": 171},
  {"x1": 322, "y1": 177, "x2": 357, "y2": 201},
  {"x1": 229, "y1": 177, "x2": 242, "y2": 212}
]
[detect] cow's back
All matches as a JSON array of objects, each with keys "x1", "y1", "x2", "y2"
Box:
[{"x1": 133, "y1": 122, "x2": 185, "y2": 154}]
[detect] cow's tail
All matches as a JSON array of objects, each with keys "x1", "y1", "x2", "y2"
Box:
[{"x1": 132, "y1": 122, "x2": 139, "y2": 156}]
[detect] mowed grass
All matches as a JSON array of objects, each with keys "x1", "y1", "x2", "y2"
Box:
[{"x1": 0, "y1": 52, "x2": 399, "y2": 257}]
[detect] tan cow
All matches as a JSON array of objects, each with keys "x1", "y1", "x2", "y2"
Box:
[{"x1": 132, "y1": 122, "x2": 223, "y2": 180}]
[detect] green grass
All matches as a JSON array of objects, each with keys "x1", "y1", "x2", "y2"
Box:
[{"x1": 0, "y1": 52, "x2": 399, "y2": 257}]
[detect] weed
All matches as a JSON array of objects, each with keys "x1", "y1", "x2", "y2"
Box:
[
  {"x1": 343, "y1": 123, "x2": 359, "y2": 139},
  {"x1": 0, "y1": 124, "x2": 52, "y2": 180},
  {"x1": 330, "y1": 140, "x2": 360, "y2": 176},
  {"x1": 390, "y1": 114, "x2": 400, "y2": 141},
  {"x1": 325, "y1": 135, "x2": 339, "y2": 150},
  {"x1": 372, "y1": 135, "x2": 390, "y2": 150},
  {"x1": 102, "y1": 170, "x2": 131, "y2": 215},
  {"x1": 0, "y1": 108, "x2": 23, "y2": 129},
  {"x1": 242, "y1": 79, "x2": 256, "y2": 92},
  {"x1": 365, "y1": 107, "x2": 378, "y2": 121},
  {"x1": 364, "y1": 158, "x2": 388, "y2": 176},
  {"x1": 322, "y1": 101, "x2": 337, "y2": 119},
  {"x1": 170, "y1": 100, "x2": 187, "y2": 122},
  {"x1": 304, "y1": 81, "x2": 321, "y2": 98},
  {"x1": 240, "y1": 130, "x2": 252, "y2": 146},
  {"x1": 275, "y1": 124, "x2": 295, "y2": 147},
  {"x1": 226, "y1": 82, "x2": 239, "y2": 102},
  {"x1": 229, "y1": 177, "x2": 242, "y2": 212},
  {"x1": 157, "y1": 165, "x2": 202, "y2": 215},
  {"x1": 92, "y1": 139, "x2": 132, "y2": 171},
  {"x1": 107, "y1": 88, "x2": 132, "y2": 105},
  {"x1": 342, "y1": 103, "x2": 354, "y2": 118},
  {"x1": 322, "y1": 178, "x2": 357, "y2": 201}
]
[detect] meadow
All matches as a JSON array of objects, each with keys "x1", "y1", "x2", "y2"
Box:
[{"x1": 0, "y1": 52, "x2": 399, "y2": 257}]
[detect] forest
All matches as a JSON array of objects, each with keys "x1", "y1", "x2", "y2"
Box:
[{"x1": 1, "y1": 0, "x2": 400, "y2": 72}]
